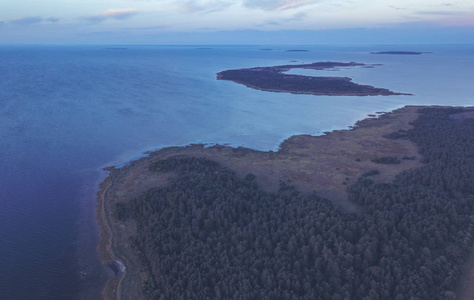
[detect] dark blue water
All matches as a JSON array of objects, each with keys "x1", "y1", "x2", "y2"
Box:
[{"x1": 0, "y1": 45, "x2": 473, "y2": 299}]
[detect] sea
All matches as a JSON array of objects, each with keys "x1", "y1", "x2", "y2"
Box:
[{"x1": 0, "y1": 44, "x2": 473, "y2": 299}]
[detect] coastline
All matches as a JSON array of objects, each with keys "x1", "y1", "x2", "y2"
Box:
[
  {"x1": 96, "y1": 168, "x2": 123, "y2": 300},
  {"x1": 96, "y1": 157, "x2": 172, "y2": 299}
]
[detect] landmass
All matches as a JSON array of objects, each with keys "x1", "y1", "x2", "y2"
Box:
[
  {"x1": 371, "y1": 51, "x2": 430, "y2": 55},
  {"x1": 216, "y1": 62, "x2": 411, "y2": 96},
  {"x1": 97, "y1": 106, "x2": 474, "y2": 299}
]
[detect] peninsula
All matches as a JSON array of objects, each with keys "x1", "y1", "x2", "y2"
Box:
[
  {"x1": 216, "y1": 62, "x2": 411, "y2": 96},
  {"x1": 97, "y1": 106, "x2": 474, "y2": 299}
]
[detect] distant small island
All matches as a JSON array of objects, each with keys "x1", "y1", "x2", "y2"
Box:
[
  {"x1": 217, "y1": 61, "x2": 411, "y2": 96},
  {"x1": 371, "y1": 51, "x2": 430, "y2": 55}
]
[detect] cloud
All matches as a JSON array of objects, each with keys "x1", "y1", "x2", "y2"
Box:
[
  {"x1": 416, "y1": 10, "x2": 468, "y2": 16},
  {"x1": 10, "y1": 17, "x2": 43, "y2": 25},
  {"x1": 46, "y1": 17, "x2": 60, "y2": 23},
  {"x1": 389, "y1": 5, "x2": 406, "y2": 10},
  {"x1": 261, "y1": 11, "x2": 307, "y2": 27},
  {"x1": 132, "y1": 25, "x2": 167, "y2": 30},
  {"x1": 413, "y1": 9, "x2": 474, "y2": 27},
  {"x1": 87, "y1": 8, "x2": 138, "y2": 22},
  {"x1": 179, "y1": 1, "x2": 234, "y2": 13},
  {"x1": 244, "y1": 0, "x2": 309, "y2": 11}
]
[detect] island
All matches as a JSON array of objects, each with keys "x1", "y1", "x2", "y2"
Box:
[
  {"x1": 216, "y1": 62, "x2": 411, "y2": 96},
  {"x1": 97, "y1": 106, "x2": 474, "y2": 299},
  {"x1": 371, "y1": 51, "x2": 429, "y2": 55}
]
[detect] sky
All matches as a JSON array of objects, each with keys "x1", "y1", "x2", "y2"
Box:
[{"x1": 1, "y1": 0, "x2": 474, "y2": 44}]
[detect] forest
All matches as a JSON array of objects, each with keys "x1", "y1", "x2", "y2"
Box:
[
  {"x1": 216, "y1": 62, "x2": 409, "y2": 96},
  {"x1": 114, "y1": 107, "x2": 473, "y2": 299}
]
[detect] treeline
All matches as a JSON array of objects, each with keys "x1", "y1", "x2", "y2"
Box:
[{"x1": 116, "y1": 107, "x2": 473, "y2": 299}]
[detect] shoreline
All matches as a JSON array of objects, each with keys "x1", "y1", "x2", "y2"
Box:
[{"x1": 96, "y1": 168, "x2": 127, "y2": 300}]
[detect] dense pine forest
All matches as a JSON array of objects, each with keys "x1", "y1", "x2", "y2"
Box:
[{"x1": 115, "y1": 107, "x2": 473, "y2": 299}]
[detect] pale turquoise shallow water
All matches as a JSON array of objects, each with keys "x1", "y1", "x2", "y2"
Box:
[{"x1": 0, "y1": 44, "x2": 473, "y2": 299}]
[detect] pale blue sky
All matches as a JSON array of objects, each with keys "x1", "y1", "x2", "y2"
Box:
[{"x1": 1, "y1": 0, "x2": 474, "y2": 44}]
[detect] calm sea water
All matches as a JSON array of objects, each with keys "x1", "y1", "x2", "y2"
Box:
[{"x1": 0, "y1": 44, "x2": 473, "y2": 299}]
